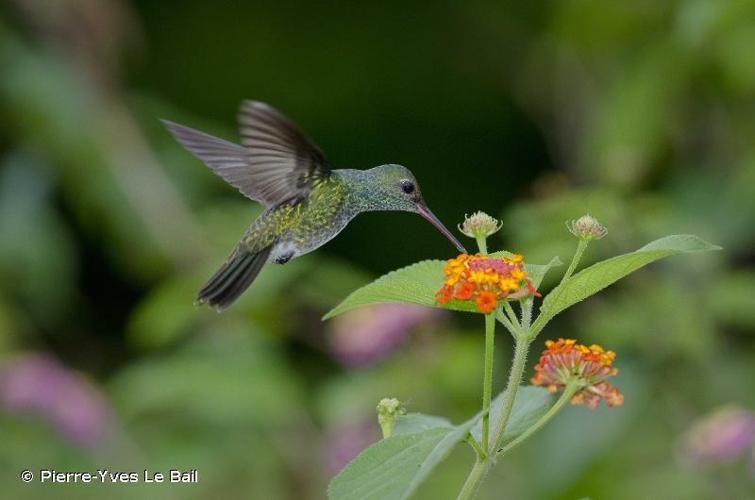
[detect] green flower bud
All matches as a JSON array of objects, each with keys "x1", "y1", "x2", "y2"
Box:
[
  {"x1": 376, "y1": 397, "x2": 405, "y2": 438},
  {"x1": 567, "y1": 214, "x2": 607, "y2": 241},
  {"x1": 458, "y1": 211, "x2": 503, "y2": 239}
]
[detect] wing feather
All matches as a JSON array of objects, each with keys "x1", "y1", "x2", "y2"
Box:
[
  {"x1": 163, "y1": 101, "x2": 330, "y2": 207},
  {"x1": 238, "y1": 100, "x2": 330, "y2": 206},
  {"x1": 162, "y1": 119, "x2": 268, "y2": 202}
]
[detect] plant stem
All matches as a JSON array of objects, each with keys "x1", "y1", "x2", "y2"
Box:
[
  {"x1": 501, "y1": 300, "x2": 520, "y2": 329},
  {"x1": 379, "y1": 420, "x2": 392, "y2": 439},
  {"x1": 458, "y1": 332, "x2": 531, "y2": 499},
  {"x1": 456, "y1": 458, "x2": 488, "y2": 500},
  {"x1": 497, "y1": 380, "x2": 580, "y2": 455},
  {"x1": 481, "y1": 313, "x2": 495, "y2": 454},
  {"x1": 495, "y1": 309, "x2": 519, "y2": 337},
  {"x1": 464, "y1": 434, "x2": 486, "y2": 460},
  {"x1": 560, "y1": 239, "x2": 589, "y2": 285},
  {"x1": 475, "y1": 235, "x2": 488, "y2": 255},
  {"x1": 489, "y1": 332, "x2": 530, "y2": 451},
  {"x1": 520, "y1": 298, "x2": 533, "y2": 329}
]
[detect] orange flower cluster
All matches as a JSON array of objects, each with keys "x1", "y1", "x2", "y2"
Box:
[
  {"x1": 531, "y1": 338, "x2": 623, "y2": 408},
  {"x1": 435, "y1": 253, "x2": 539, "y2": 314}
]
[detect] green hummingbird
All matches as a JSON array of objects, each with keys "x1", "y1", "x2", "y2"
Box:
[{"x1": 163, "y1": 101, "x2": 466, "y2": 310}]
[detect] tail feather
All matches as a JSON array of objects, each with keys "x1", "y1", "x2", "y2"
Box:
[
  {"x1": 196, "y1": 246, "x2": 272, "y2": 310},
  {"x1": 197, "y1": 254, "x2": 247, "y2": 299}
]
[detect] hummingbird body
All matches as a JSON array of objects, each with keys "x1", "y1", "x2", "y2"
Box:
[
  {"x1": 164, "y1": 101, "x2": 465, "y2": 310},
  {"x1": 243, "y1": 167, "x2": 430, "y2": 263},
  {"x1": 242, "y1": 173, "x2": 350, "y2": 262}
]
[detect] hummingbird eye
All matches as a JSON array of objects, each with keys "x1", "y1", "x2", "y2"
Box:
[{"x1": 400, "y1": 180, "x2": 415, "y2": 194}]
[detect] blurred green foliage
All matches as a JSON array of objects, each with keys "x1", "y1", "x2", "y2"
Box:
[{"x1": 0, "y1": 0, "x2": 753, "y2": 499}]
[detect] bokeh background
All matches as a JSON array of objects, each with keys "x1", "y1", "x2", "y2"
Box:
[{"x1": 1, "y1": 1, "x2": 754, "y2": 498}]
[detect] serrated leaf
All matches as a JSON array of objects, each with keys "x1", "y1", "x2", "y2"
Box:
[
  {"x1": 470, "y1": 385, "x2": 552, "y2": 447},
  {"x1": 393, "y1": 413, "x2": 453, "y2": 436},
  {"x1": 524, "y1": 256, "x2": 563, "y2": 290},
  {"x1": 324, "y1": 260, "x2": 443, "y2": 320},
  {"x1": 536, "y1": 234, "x2": 721, "y2": 331},
  {"x1": 323, "y1": 255, "x2": 560, "y2": 320},
  {"x1": 328, "y1": 418, "x2": 475, "y2": 500}
]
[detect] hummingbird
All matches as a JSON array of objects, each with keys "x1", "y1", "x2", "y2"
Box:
[{"x1": 163, "y1": 101, "x2": 466, "y2": 310}]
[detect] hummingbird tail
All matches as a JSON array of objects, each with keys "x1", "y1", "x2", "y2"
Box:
[{"x1": 195, "y1": 246, "x2": 273, "y2": 311}]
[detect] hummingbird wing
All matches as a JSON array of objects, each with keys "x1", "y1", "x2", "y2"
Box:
[
  {"x1": 238, "y1": 100, "x2": 331, "y2": 206},
  {"x1": 162, "y1": 119, "x2": 271, "y2": 203},
  {"x1": 162, "y1": 102, "x2": 330, "y2": 207}
]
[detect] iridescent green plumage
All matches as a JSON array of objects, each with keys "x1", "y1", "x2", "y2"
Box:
[
  {"x1": 242, "y1": 174, "x2": 349, "y2": 255},
  {"x1": 164, "y1": 101, "x2": 465, "y2": 310}
]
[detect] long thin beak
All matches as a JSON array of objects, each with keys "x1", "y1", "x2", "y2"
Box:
[{"x1": 416, "y1": 203, "x2": 468, "y2": 253}]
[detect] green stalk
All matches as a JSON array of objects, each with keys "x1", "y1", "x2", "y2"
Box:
[
  {"x1": 520, "y1": 297, "x2": 533, "y2": 329},
  {"x1": 495, "y1": 308, "x2": 519, "y2": 337},
  {"x1": 379, "y1": 420, "x2": 393, "y2": 439},
  {"x1": 464, "y1": 434, "x2": 486, "y2": 460},
  {"x1": 456, "y1": 458, "x2": 488, "y2": 500},
  {"x1": 497, "y1": 380, "x2": 581, "y2": 455},
  {"x1": 475, "y1": 235, "x2": 488, "y2": 255},
  {"x1": 457, "y1": 331, "x2": 531, "y2": 499},
  {"x1": 459, "y1": 300, "x2": 495, "y2": 499},
  {"x1": 481, "y1": 313, "x2": 495, "y2": 454},
  {"x1": 488, "y1": 332, "x2": 530, "y2": 450},
  {"x1": 501, "y1": 300, "x2": 520, "y2": 330},
  {"x1": 560, "y1": 239, "x2": 589, "y2": 285}
]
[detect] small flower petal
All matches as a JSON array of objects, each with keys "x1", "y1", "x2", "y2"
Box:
[
  {"x1": 475, "y1": 291, "x2": 497, "y2": 313},
  {"x1": 531, "y1": 338, "x2": 623, "y2": 409}
]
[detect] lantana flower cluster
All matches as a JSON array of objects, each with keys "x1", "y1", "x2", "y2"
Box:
[
  {"x1": 531, "y1": 338, "x2": 624, "y2": 408},
  {"x1": 435, "y1": 253, "x2": 539, "y2": 314}
]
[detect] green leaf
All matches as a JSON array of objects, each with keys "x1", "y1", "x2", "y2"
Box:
[
  {"x1": 393, "y1": 413, "x2": 453, "y2": 436},
  {"x1": 328, "y1": 418, "x2": 475, "y2": 500},
  {"x1": 323, "y1": 255, "x2": 559, "y2": 320},
  {"x1": 523, "y1": 256, "x2": 563, "y2": 290},
  {"x1": 536, "y1": 234, "x2": 721, "y2": 331},
  {"x1": 470, "y1": 385, "x2": 552, "y2": 447},
  {"x1": 324, "y1": 260, "x2": 442, "y2": 319},
  {"x1": 328, "y1": 387, "x2": 552, "y2": 499}
]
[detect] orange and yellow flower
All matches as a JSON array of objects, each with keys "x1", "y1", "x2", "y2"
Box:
[
  {"x1": 455, "y1": 281, "x2": 475, "y2": 300},
  {"x1": 530, "y1": 338, "x2": 623, "y2": 409},
  {"x1": 435, "y1": 253, "x2": 540, "y2": 314},
  {"x1": 475, "y1": 290, "x2": 497, "y2": 313}
]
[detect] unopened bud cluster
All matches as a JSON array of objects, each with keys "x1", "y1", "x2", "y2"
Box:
[
  {"x1": 459, "y1": 211, "x2": 503, "y2": 239},
  {"x1": 567, "y1": 214, "x2": 607, "y2": 241},
  {"x1": 376, "y1": 397, "x2": 405, "y2": 438}
]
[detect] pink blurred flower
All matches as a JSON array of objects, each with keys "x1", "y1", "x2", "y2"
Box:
[
  {"x1": 327, "y1": 303, "x2": 442, "y2": 367},
  {"x1": 325, "y1": 418, "x2": 377, "y2": 475},
  {"x1": 0, "y1": 353, "x2": 113, "y2": 447},
  {"x1": 681, "y1": 405, "x2": 755, "y2": 464}
]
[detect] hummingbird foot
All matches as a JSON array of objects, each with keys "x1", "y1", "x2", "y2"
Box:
[{"x1": 274, "y1": 251, "x2": 294, "y2": 265}]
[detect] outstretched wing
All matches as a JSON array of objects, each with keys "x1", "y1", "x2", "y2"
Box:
[
  {"x1": 238, "y1": 101, "x2": 330, "y2": 206},
  {"x1": 162, "y1": 119, "x2": 267, "y2": 201},
  {"x1": 162, "y1": 101, "x2": 330, "y2": 207}
]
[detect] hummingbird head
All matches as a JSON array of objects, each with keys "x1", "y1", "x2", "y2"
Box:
[{"x1": 364, "y1": 164, "x2": 467, "y2": 253}]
